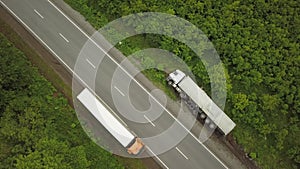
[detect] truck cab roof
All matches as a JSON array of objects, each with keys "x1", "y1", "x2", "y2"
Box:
[{"x1": 168, "y1": 69, "x2": 186, "y2": 84}]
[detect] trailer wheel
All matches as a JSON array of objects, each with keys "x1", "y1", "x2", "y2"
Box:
[
  {"x1": 200, "y1": 113, "x2": 206, "y2": 119},
  {"x1": 192, "y1": 110, "x2": 198, "y2": 115},
  {"x1": 209, "y1": 123, "x2": 215, "y2": 129},
  {"x1": 179, "y1": 93, "x2": 187, "y2": 100},
  {"x1": 205, "y1": 118, "x2": 210, "y2": 124}
]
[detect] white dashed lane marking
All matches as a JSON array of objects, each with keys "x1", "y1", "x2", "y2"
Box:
[
  {"x1": 176, "y1": 147, "x2": 189, "y2": 160},
  {"x1": 59, "y1": 33, "x2": 69, "y2": 43},
  {"x1": 86, "y1": 59, "x2": 96, "y2": 69},
  {"x1": 114, "y1": 86, "x2": 125, "y2": 96},
  {"x1": 144, "y1": 115, "x2": 156, "y2": 127},
  {"x1": 34, "y1": 9, "x2": 44, "y2": 19}
]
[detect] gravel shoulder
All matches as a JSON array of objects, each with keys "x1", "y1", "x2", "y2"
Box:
[{"x1": 0, "y1": 1, "x2": 258, "y2": 169}]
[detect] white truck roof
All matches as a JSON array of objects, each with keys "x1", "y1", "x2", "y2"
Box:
[
  {"x1": 77, "y1": 88, "x2": 135, "y2": 147},
  {"x1": 168, "y1": 69, "x2": 186, "y2": 84},
  {"x1": 178, "y1": 76, "x2": 236, "y2": 135}
]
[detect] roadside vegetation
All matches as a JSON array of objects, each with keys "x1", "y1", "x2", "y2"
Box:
[
  {"x1": 64, "y1": 0, "x2": 300, "y2": 168},
  {"x1": 0, "y1": 33, "x2": 130, "y2": 168},
  {"x1": 0, "y1": 14, "x2": 148, "y2": 169}
]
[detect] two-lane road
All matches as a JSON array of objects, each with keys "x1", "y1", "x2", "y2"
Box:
[{"x1": 0, "y1": 0, "x2": 231, "y2": 168}]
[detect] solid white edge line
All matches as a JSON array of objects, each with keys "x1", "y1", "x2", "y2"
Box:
[
  {"x1": 175, "y1": 147, "x2": 189, "y2": 160},
  {"x1": 3, "y1": 0, "x2": 228, "y2": 168},
  {"x1": 0, "y1": 0, "x2": 128, "y2": 128},
  {"x1": 47, "y1": 1, "x2": 229, "y2": 168},
  {"x1": 114, "y1": 86, "x2": 125, "y2": 96},
  {"x1": 146, "y1": 146, "x2": 170, "y2": 169},
  {"x1": 144, "y1": 115, "x2": 155, "y2": 127},
  {"x1": 33, "y1": 9, "x2": 44, "y2": 19},
  {"x1": 86, "y1": 59, "x2": 96, "y2": 69},
  {"x1": 59, "y1": 32, "x2": 69, "y2": 43}
]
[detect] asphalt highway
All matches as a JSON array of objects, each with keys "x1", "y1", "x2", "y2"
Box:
[{"x1": 0, "y1": 0, "x2": 230, "y2": 168}]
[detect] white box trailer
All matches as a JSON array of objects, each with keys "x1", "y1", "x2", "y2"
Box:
[
  {"x1": 167, "y1": 70, "x2": 236, "y2": 135},
  {"x1": 77, "y1": 88, "x2": 144, "y2": 155}
]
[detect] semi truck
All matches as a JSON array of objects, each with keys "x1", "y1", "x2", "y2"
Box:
[
  {"x1": 167, "y1": 70, "x2": 236, "y2": 135},
  {"x1": 77, "y1": 88, "x2": 144, "y2": 155}
]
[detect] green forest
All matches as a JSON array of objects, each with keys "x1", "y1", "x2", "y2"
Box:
[
  {"x1": 0, "y1": 33, "x2": 127, "y2": 168},
  {"x1": 64, "y1": 0, "x2": 300, "y2": 168}
]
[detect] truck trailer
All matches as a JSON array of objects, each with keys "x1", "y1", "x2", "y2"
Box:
[
  {"x1": 77, "y1": 88, "x2": 144, "y2": 155},
  {"x1": 167, "y1": 70, "x2": 236, "y2": 135}
]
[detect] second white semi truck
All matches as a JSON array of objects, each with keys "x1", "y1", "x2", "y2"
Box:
[
  {"x1": 77, "y1": 88, "x2": 144, "y2": 155},
  {"x1": 167, "y1": 70, "x2": 236, "y2": 135}
]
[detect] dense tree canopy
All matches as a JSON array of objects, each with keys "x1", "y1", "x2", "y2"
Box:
[
  {"x1": 0, "y1": 34, "x2": 124, "y2": 169},
  {"x1": 64, "y1": 0, "x2": 300, "y2": 168}
]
